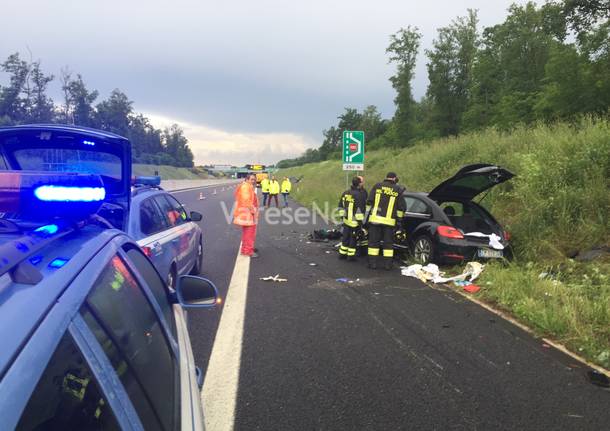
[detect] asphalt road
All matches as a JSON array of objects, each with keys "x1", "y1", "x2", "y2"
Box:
[{"x1": 174, "y1": 183, "x2": 609, "y2": 431}]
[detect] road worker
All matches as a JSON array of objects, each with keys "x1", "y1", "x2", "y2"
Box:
[
  {"x1": 338, "y1": 176, "x2": 367, "y2": 261},
  {"x1": 281, "y1": 177, "x2": 292, "y2": 207},
  {"x1": 366, "y1": 172, "x2": 406, "y2": 270},
  {"x1": 260, "y1": 176, "x2": 270, "y2": 207},
  {"x1": 233, "y1": 174, "x2": 259, "y2": 257},
  {"x1": 267, "y1": 176, "x2": 280, "y2": 208}
]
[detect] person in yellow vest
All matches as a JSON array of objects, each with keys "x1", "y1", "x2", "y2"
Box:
[
  {"x1": 267, "y1": 176, "x2": 280, "y2": 208},
  {"x1": 280, "y1": 177, "x2": 292, "y2": 207},
  {"x1": 366, "y1": 172, "x2": 406, "y2": 270},
  {"x1": 260, "y1": 176, "x2": 270, "y2": 207}
]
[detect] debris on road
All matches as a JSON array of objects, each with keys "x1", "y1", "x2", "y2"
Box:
[
  {"x1": 587, "y1": 370, "x2": 610, "y2": 388},
  {"x1": 260, "y1": 274, "x2": 287, "y2": 282},
  {"x1": 309, "y1": 228, "x2": 342, "y2": 242},
  {"x1": 309, "y1": 263, "x2": 317, "y2": 266},
  {"x1": 336, "y1": 278, "x2": 349, "y2": 283},
  {"x1": 462, "y1": 284, "x2": 481, "y2": 294}
]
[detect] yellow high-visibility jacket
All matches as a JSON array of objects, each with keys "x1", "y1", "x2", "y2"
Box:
[
  {"x1": 269, "y1": 180, "x2": 280, "y2": 195},
  {"x1": 261, "y1": 178, "x2": 270, "y2": 193},
  {"x1": 281, "y1": 179, "x2": 292, "y2": 193}
]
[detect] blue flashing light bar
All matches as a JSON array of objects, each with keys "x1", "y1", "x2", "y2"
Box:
[
  {"x1": 34, "y1": 185, "x2": 106, "y2": 202},
  {"x1": 34, "y1": 224, "x2": 59, "y2": 236},
  {"x1": 48, "y1": 257, "x2": 69, "y2": 269},
  {"x1": 134, "y1": 175, "x2": 161, "y2": 187},
  {"x1": 0, "y1": 170, "x2": 106, "y2": 221},
  {"x1": 83, "y1": 140, "x2": 95, "y2": 146}
]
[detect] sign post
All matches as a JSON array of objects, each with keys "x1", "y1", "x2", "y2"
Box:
[{"x1": 342, "y1": 131, "x2": 364, "y2": 171}]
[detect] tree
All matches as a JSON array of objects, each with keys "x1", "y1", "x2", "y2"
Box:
[
  {"x1": 94, "y1": 89, "x2": 132, "y2": 135},
  {"x1": 27, "y1": 61, "x2": 54, "y2": 123},
  {"x1": 162, "y1": 124, "x2": 194, "y2": 167},
  {"x1": 426, "y1": 10, "x2": 479, "y2": 136},
  {"x1": 563, "y1": 0, "x2": 610, "y2": 33},
  {"x1": 0, "y1": 53, "x2": 29, "y2": 122},
  {"x1": 60, "y1": 71, "x2": 99, "y2": 126},
  {"x1": 386, "y1": 26, "x2": 422, "y2": 146}
]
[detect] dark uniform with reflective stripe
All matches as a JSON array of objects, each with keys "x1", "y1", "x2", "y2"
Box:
[
  {"x1": 366, "y1": 179, "x2": 405, "y2": 266},
  {"x1": 338, "y1": 186, "x2": 367, "y2": 259}
]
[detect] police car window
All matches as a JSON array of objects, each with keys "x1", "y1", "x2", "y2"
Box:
[
  {"x1": 85, "y1": 256, "x2": 179, "y2": 431},
  {"x1": 16, "y1": 332, "x2": 120, "y2": 431},
  {"x1": 13, "y1": 148, "x2": 122, "y2": 194},
  {"x1": 154, "y1": 195, "x2": 185, "y2": 227},
  {"x1": 124, "y1": 245, "x2": 176, "y2": 338},
  {"x1": 81, "y1": 306, "x2": 162, "y2": 431},
  {"x1": 405, "y1": 197, "x2": 430, "y2": 215},
  {"x1": 140, "y1": 197, "x2": 166, "y2": 236},
  {"x1": 165, "y1": 195, "x2": 188, "y2": 225}
]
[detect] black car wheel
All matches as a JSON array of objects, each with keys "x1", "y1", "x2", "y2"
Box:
[
  {"x1": 191, "y1": 238, "x2": 203, "y2": 275},
  {"x1": 413, "y1": 236, "x2": 434, "y2": 264}
]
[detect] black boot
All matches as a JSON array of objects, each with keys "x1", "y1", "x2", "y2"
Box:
[
  {"x1": 383, "y1": 258, "x2": 393, "y2": 271},
  {"x1": 368, "y1": 256, "x2": 377, "y2": 270}
]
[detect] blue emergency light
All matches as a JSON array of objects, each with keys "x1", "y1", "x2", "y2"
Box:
[
  {"x1": 0, "y1": 170, "x2": 106, "y2": 221},
  {"x1": 133, "y1": 175, "x2": 161, "y2": 187}
]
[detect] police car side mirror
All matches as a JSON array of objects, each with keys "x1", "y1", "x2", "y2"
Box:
[
  {"x1": 176, "y1": 275, "x2": 218, "y2": 308},
  {"x1": 190, "y1": 211, "x2": 203, "y2": 222}
]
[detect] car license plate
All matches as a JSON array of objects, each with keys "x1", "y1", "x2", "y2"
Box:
[{"x1": 478, "y1": 248, "x2": 503, "y2": 258}]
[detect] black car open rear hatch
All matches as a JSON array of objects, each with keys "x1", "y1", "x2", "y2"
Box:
[{"x1": 428, "y1": 163, "x2": 515, "y2": 201}]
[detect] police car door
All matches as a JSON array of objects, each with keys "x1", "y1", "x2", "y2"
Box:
[{"x1": 154, "y1": 194, "x2": 191, "y2": 276}]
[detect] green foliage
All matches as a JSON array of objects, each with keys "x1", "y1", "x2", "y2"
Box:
[
  {"x1": 0, "y1": 52, "x2": 195, "y2": 168},
  {"x1": 387, "y1": 26, "x2": 422, "y2": 146}
]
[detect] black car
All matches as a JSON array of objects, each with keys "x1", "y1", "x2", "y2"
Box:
[{"x1": 394, "y1": 164, "x2": 515, "y2": 264}]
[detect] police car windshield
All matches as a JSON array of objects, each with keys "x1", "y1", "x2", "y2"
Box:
[{"x1": 10, "y1": 147, "x2": 122, "y2": 195}]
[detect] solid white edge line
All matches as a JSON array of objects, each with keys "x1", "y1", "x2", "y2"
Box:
[{"x1": 202, "y1": 247, "x2": 250, "y2": 431}]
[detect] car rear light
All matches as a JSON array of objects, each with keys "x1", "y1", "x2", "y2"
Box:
[
  {"x1": 503, "y1": 230, "x2": 511, "y2": 241},
  {"x1": 437, "y1": 225, "x2": 464, "y2": 239},
  {"x1": 141, "y1": 246, "x2": 153, "y2": 258},
  {"x1": 442, "y1": 253, "x2": 465, "y2": 260}
]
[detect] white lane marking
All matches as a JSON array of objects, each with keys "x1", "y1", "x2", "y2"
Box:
[{"x1": 202, "y1": 249, "x2": 250, "y2": 431}]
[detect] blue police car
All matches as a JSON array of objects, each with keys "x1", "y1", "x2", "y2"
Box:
[
  {"x1": 0, "y1": 170, "x2": 216, "y2": 430},
  {"x1": 0, "y1": 124, "x2": 205, "y2": 288},
  {"x1": 130, "y1": 177, "x2": 204, "y2": 289}
]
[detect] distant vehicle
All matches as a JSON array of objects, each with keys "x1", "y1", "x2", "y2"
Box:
[
  {"x1": 131, "y1": 176, "x2": 204, "y2": 288},
  {"x1": 0, "y1": 170, "x2": 218, "y2": 430},
  {"x1": 395, "y1": 164, "x2": 515, "y2": 264},
  {"x1": 255, "y1": 172, "x2": 268, "y2": 187}
]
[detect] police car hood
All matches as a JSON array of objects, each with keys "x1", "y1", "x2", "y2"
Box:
[{"x1": 0, "y1": 125, "x2": 131, "y2": 228}]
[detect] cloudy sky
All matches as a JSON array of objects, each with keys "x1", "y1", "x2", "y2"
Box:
[{"x1": 2, "y1": 0, "x2": 529, "y2": 165}]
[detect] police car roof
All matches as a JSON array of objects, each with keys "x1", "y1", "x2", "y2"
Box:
[
  {"x1": 0, "y1": 225, "x2": 122, "y2": 378},
  {"x1": 0, "y1": 124, "x2": 128, "y2": 142}
]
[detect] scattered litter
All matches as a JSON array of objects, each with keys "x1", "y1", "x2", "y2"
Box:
[
  {"x1": 454, "y1": 280, "x2": 471, "y2": 287},
  {"x1": 335, "y1": 278, "x2": 349, "y2": 283},
  {"x1": 306, "y1": 241, "x2": 312, "y2": 244},
  {"x1": 259, "y1": 274, "x2": 287, "y2": 282},
  {"x1": 565, "y1": 414, "x2": 584, "y2": 419},
  {"x1": 464, "y1": 232, "x2": 504, "y2": 250},
  {"x1": 538, "y1": 272, "x2": 549, "y2": 279},
  {"x1": 400, "y1": 262, "x2": 485, "y2": 285},
  {"x1": 309, "y1": 229, "x2": 342, "y2": 242},
  {"x1": 463, "y1": 284, "x2": 481, "y2": 294},
  {"x1": 309, "y1": 263, "x2": 317, "y2": 266},
  {"x1": 348, "y1": 280, "x2": 354, "y2": 284},
  {"x1": 542, "y1": 343, "x2": 551, "y2": 348},
  {"x1": 325, "y1": 251, "x2": 331, "y2": 254},
  {"x1": 587, "y1": 370, "x2": 610, "y2": 388}
]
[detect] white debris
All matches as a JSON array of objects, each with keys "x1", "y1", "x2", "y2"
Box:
[
  {"x1": 259, "y1": 274, "x2": 287, "y2": 282},
  {"x1": 401, "y1": 262, "x2": 484, "y2": 284},
  {"x1": 464, "y1": 232, "x2": 504, "y2": 250}
]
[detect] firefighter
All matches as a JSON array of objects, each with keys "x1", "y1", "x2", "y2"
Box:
[
  {"x1": 338, "y1": 176, "x2": 367, "y2": 261},
  {"x1": 260, "y1": 176, "x2": 270, "y2": 207},
  {"x1": 366, "y1": 172, "x2": 406, "y2": 270}
]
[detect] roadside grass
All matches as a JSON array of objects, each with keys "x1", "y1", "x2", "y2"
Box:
[
  {"x1": 132, "y1": 164, "x2": 207, "y2": 180},
  {"x1": 279, "y1": 118, "x2": 610, "y2": 368}
]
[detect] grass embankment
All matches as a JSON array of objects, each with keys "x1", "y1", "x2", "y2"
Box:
[
  {"x1": 279, "y1": 119, "x2": 610, "y2": 369},
  {"x1": 132, "y1": 164, "x2": 208, "y2": 180}
]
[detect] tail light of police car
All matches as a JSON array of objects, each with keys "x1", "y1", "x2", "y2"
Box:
[
  {"x1": 437, "y1": 225, "x2": 464, "y2": 239},
  {"x1": 141, "y1": 246, "x2": 153, "y2": 258},
  {"x1": 0, "y1": 170, "x2": 106, "y2": 221}
]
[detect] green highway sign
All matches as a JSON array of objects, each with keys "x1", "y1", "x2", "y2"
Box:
[{"x1": 342, "y1": 130, "x2": 365, "y2": 171}]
